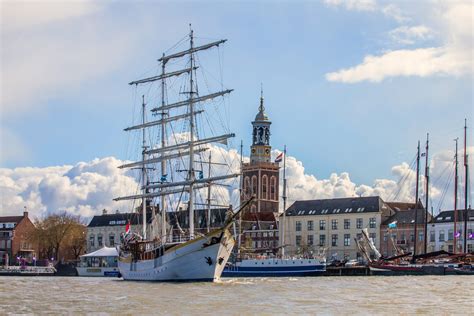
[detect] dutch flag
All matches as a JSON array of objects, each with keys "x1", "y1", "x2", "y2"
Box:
[{"x1": 275, "y1": 152, "x2": 283, "y2": 163}]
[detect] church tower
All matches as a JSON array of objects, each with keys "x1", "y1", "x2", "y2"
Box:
[
  {"x1": 241, "y1": 89, "x2": 280, "y2": 214},
  {"x1": 250, "y1": 91, "x2": 272, "y2": 164},
  {"x1": 240, "y1": 89, "x2": 280, "y2": 254}
]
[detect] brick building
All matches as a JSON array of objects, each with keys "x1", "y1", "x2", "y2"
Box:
[
  {"x1": 0, "y1": 210, "x2": 38, "y2": 265},
  {"x1": 240, "y1": 91, "x2": 280, "y2": 254},
  {"x1": 380, "y1": 201, "x2": 430, "y2": 257}
]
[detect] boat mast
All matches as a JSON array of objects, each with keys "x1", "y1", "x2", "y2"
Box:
[
  {"x1": 463, "y1": 119, "x2": 469, "y2": 253},
  {"x1": 454, "y1": 138, "x2": 459, "y2": 253},
  {"x1": 238, "y1": 140, "x2": 243, "y2": 253},
  {"x1": 188, "y1": 27, "x2": 196, "y2": 239},
  {"x1": 281, "y1": 145, "x2": 287, "y2": 257},
  {"x1": 206, "y1": 152, "x2": 212, "y2": 233},
  {"x1": 161, "y1": 54, "x2": 167, "y2": 243},
  {"x1": 141, "y1": 95, "x2": 147, "y2": 239},
  {"x1": 413, "y1": 141, "x2": 420, "y2": 258},
  {"x1": 423, "y1": 133, "x2": 429, "y2": 254}
]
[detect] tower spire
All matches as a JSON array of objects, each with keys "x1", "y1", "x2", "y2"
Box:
[{"x1": 259, "y1": 83, "x2": 265, "y2": 113}]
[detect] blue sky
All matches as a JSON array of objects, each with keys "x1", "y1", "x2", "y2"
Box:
[{"x1": 1, "y1": 0, "x2": 473, "y2": 217}]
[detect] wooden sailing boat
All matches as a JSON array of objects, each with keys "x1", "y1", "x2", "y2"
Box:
[{"x1": 114, "y1": 28, "x2": 250, "y2": 282}]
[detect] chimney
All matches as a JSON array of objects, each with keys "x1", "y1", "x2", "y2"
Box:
[
  {"x1": 102, "y1": 209, "x2": 108, "y2": 215},
  {"x1": 23, "y1": 206, "x2": 28, "y2": 218}
]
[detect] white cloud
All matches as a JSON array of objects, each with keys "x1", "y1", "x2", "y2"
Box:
[
  {"x1": 389, "y1": 25, "x2": 433, "y2": 45},
  {"x1": 323, "y1": 0, "x2": 377, "y2": 11},
  {"x1": 0, "y1": 1, "x2": 138, "y2": 117},
  {"x1": 325, "y1": 1, "x2": 474, "y2": 83},
  {"x1": 2, "y1": 146, "x2": 472, "y2": 220},
  {"x1": 1, "y1": 0, "x2": 104, "y2": 32}
]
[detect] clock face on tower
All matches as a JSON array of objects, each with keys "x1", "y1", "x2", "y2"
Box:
[
  {"x1": 251, "y1": 148, "x2": 256, "y2": 154},
  {"x1": 265, "y1": 148, "x2": 270, "y2": 154}
]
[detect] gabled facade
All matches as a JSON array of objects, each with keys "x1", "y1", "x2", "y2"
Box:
[{"x1": 0, "y1": 211, "x2": 37, "y2": 265}]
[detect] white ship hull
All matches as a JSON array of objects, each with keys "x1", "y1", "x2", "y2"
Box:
[{"x1": 119, "y1": 229, "x2": 234, "y2": 281}]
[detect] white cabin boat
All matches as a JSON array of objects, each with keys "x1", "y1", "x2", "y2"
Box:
[{"x1": 76, "y1": 247, "x2": 120, "y2": 277}]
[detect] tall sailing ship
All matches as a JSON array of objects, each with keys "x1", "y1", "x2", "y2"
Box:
[{"x1": 114, "y1": 28, "x2": 248, "y2": 281}]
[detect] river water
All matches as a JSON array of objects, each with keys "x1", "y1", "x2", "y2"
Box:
[{"x1": 0, "y1": 276, "x2": 472, "y2": 315}]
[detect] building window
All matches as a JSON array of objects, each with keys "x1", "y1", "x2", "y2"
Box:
[
  {"x1": 262, "y1": 175, "x2": 268, "y2": 200},
  {"x1": 296, "y1": 221, "x2": 302, "y2": 232},
  {"x1": 369, "y1": 233, "x2": 376, "y2": 244},
  {"x1": 89, "y1": 235, "x2": 95, "y2": 248},
  {"x1": 468, "y1": 244, "x2": 473, "y2": 253},
  {"x1": 307, "y1": 235, "x2": 314, "y2": 246},
  {"x1": 270, "y1": 176, "x2": 277, "y2": 200},
  {"x1": 344, "y1": 219, "x2": 350, "y2": 230},
  {"x1": 98, "y1": 235, "x2": 103, "y2": 247},
  {"x1": 448, "y1": 245, "x2": 453, "y2": 253},
  {"x1": 307, "y1": 220, "x2": 314, "y2": 231},
  {"x1": 369, "y1": 217, "x2": 376, "y2": 228},
  {"x1": 418, "y1": 231, "x2": 423, "y2": 241},
  {"x1": 430, "y1": 230, "x2": 435, "y2": 242},
  {"x1": 439, "y1": 230, "x2": 445, "y2": 241},
  {"x1": 251, "y1": 176, "x2": 257, "y2": 197},
  {"x1": 319, "y1": 235, "x2": 326, "y2": 246},
  {"x1": 244, "y1": 177, "x2": 251, "y2": 198},
  {"x1": 448, "y1": 229, "x2": 453, "y2": 241},
  {"x1": 356, "y1": 218, "x2": 363, "y2": 229},
  {"x1": 109, "y1": 234, "x2": 115, "y2": 247},
  {"x1": 331, "y1": 234, "x2": 338, "y2": 246},
  {"x1": 331, "y1": 219, "x2": 338, "y2": 230},
  {"x1": 320, "y1": 220, "x2": 326, "y2": 230},
  {"x1": 357, "y1": 233, "x2": 362, "y2": 241},
  {"x1": 344, "y1": 234, "x2": 351, "y2": 246},
  {"x1": 296, "y1": 235, "x2": 302, "y2": 246}
]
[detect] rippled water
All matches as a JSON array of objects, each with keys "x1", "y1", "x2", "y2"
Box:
[{"x1": 1, "y1": 276, "x2": 472, "y2": 315}]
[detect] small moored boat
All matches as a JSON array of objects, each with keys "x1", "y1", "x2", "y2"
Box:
[{"x1": 76, "y1": 246, "x2": 120, "y2": 277}]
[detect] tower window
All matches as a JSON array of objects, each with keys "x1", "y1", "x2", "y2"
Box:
[
  {"x1": 244, "y1": 177, "x2": 251, "y2": 198},
  {"x1": 262, "y1": 175, "x2": 268, "y2": 199},
  {"x1": 252, "y1": 176, "x2": 258, "y2": 197},
  {"x1": 270, "y1": 176, "x2": 277, "y2": 200}
]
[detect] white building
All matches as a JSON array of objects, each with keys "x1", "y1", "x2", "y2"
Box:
[
  {"x1": 428, "y1": 209, "x2": 474, "y2": 253},
  {"x1": 280, "y1": 196, "x2": 395, "y2": 261},
  {"x1": 86, "y1": 209, "x2": 155, "y2": 253}
]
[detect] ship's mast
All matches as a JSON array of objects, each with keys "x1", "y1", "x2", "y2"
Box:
[
  {"x1": 161, "y1": 54, "x2": 167, "y2": 243},
  {"x1": 412, "y1": 141, "x2": 420, "y2": 259},
  {"x1": 141, "y1": 95, "x2": 147, "y2": 239},
  {"x1": 206, "y1": 152, "x2": 212, "y2": 233},
  {"x1": 238, "y1": 140, "x2": 243, "y2": 254},
  {"x1": 454, "y1": 138, "x2": 459, "y2": 253},
  {"x1": 281, "y1": 145, "x2": 287, "y2": 257},
  {"x1": 423, "y1": 133, "x2": 429, "y2": 254},
  {"x1": 463, "y1": 119, "x2": 469, "y2": 253},
  {"x1": 188, "y1": 27, "x2": 196, "y2": 239}
]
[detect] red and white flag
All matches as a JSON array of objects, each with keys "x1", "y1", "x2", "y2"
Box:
[
  {"x1": 275, "y1": 152, "x2": 283, "y2": 163},
  {"x1": 125, "y1": 221, "x2": 131, "y2": 234}
]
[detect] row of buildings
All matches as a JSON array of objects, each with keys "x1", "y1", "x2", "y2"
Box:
[{"x1": 2, "y1": 94, "x2": 473, "y2": 264}]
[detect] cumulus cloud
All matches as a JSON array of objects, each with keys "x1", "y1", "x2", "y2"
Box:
[
  {"x1": 1, "y1": 146, "x2": 472, "y2": 220},
  {"x1": 0, "y1": 1, "x2": 137, "y2": 117},
  {"x1": 325, "y1": 1, "x2": 473, "y2": 83}
]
